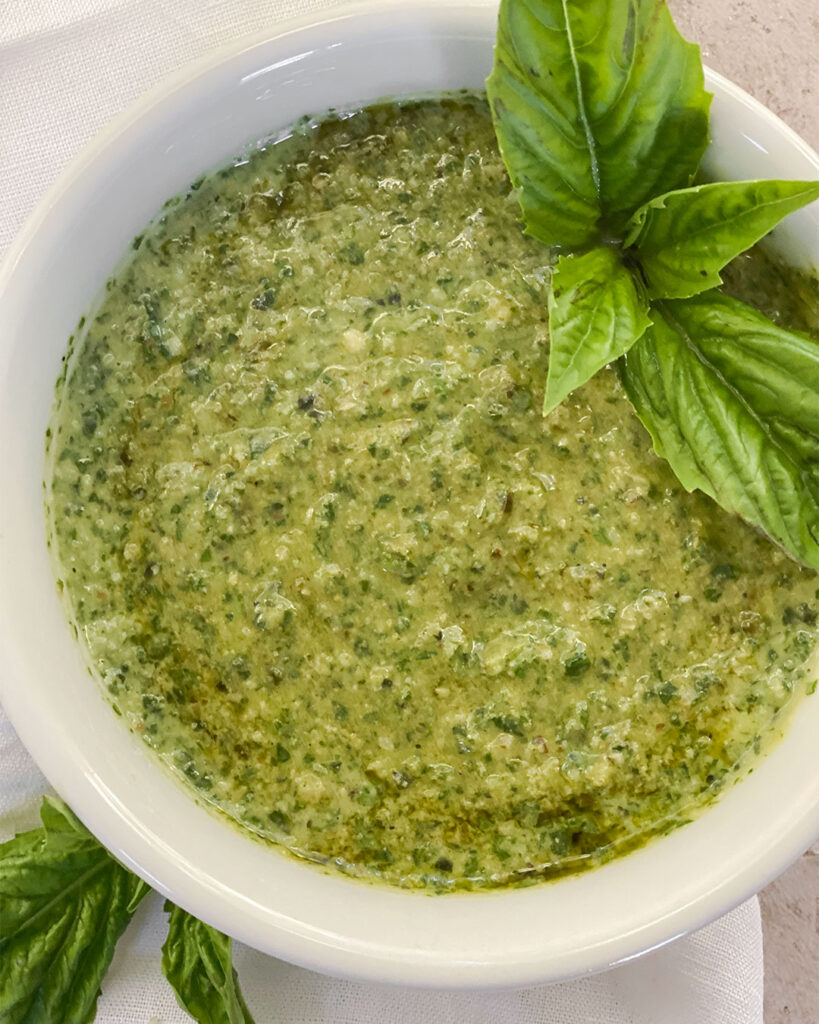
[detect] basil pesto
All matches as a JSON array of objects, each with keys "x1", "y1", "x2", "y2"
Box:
[{"x1": 49, "y1": 97, "x2": 819, "y2": 890}]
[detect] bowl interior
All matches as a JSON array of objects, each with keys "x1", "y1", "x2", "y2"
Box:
[{"x1": 1, "y1": 2, "x2": 818, "y2": 989}]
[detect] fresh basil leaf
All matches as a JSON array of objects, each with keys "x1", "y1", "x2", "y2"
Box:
[
  {"x1": 162, "y1": 902, "x2": 255, "y2": 1024},
  {"x1": 661, "y1": 291, "x2": 819, "y2": 477},
  {"x1": 625, "y1": 179, "x2": 819, "y2": 298},
  {"x1": 544, "y1": 247, "x2": 651, "y2": 413},
  {"x1": 621, "y1": 294, "x2": 819, "y2": 569},
  {"x1": 0, "y1": 796, "x2": 150, "y2": 1024},
  {"x1": 487, "y1": 0, "x2": 710, "y2": 248}
]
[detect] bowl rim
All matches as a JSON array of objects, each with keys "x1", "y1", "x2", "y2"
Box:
[{"x1": 1, "y1": 0, "x2": 819, "y2": 990}]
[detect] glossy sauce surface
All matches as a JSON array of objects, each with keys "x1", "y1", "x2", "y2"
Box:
[{"x1": 50, "y1": 97, "x2": 819, "y2": 889}]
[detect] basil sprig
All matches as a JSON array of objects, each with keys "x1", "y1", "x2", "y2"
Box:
[
  {"x1": 0, "y1": 798, "x2": 255, "y2": 1024},
  {"x1": 0, "y1": 798, "x2": 149, "y2": 1023},
  {"x1": 487, "y1": 0, "x2": 711, "y2": 248},
  {"x1": 622, "y1": 294, "x2": 819, "y2": 566},
  {"x1": 163, "y1": 902, "x2": 255, "y2": 1024},
  {"x1": 488, "y1": 0, "x2": 819, "y2": 569},
  {"x1": 545, "y1": 246, "x2": 651, "y2": 412}
]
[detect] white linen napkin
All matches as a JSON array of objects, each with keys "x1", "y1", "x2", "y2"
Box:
[{"x1": 0, "y1": 1, "x2": 769, "y2": 1021}]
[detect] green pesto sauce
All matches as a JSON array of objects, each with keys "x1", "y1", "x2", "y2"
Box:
[{"x1": 48, "y1": 96, "x2": 819, "y2": 891}]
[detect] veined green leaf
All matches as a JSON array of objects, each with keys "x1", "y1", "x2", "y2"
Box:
[
  {"x1": 0, "y1": 797, "x2": 150, "y2": 1024},
  {"x1": 662, "y1": 292, "x2": 819, "y2": 478},
  {"x1": 621, "y1": 293, "x2": 819, "y2": 568},
  {"x1": 625, "y1": 179, "x2": 819, "y2": 298},
  {"x1": 545, "y1": 248, "x2": 651, "y2": 413},
  {"x1": 487, "y1": 0, "x2": 710, "y2": 249},
  {"x1": 162, "y1": 902, "x2": 255, "y2": 1024}
]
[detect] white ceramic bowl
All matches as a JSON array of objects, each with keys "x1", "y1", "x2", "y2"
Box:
[{"x1": 1, "y1": 1, "x2": 818, "y2": 990}]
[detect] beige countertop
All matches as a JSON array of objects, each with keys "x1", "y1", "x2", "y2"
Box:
[{"x1": 668, "y1": 5, "x2": 818, "y2": 1020}]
